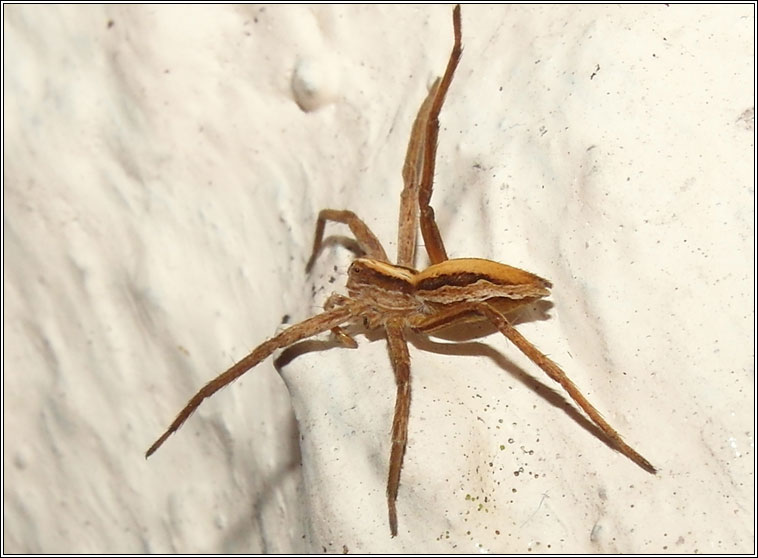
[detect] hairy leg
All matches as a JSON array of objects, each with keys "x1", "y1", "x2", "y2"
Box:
[
  {"x1": 476, "y1": 302, "x2": 656, "y2": 474},
  {"x1": 324, "y1": 293, "x2": 359, "y2": 348},
  {"x1": 146, "y1": 304, "x2": 358, "y2": 457},
  {"x1": 384, "y1": 320, "x2": 412, "y2": 537},
  {"x1": 417, "y1": 5, "x2": 463, "y2": 265},
  {"x1": 411, "y1": 297, "x2": 542, "y2": 334},
  {"x1": 305, "y1": 209, "x2": 389, "y2": 273},
  {"x1": 396, "y1": 78, "x2": 440, "y2": 268}
]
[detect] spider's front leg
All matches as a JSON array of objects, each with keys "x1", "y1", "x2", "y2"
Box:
[
  {"x1": 305, "y1": 209, "x2": 389, "y2": 272},
  {"x1": 145, "y1": 304, "x2": 359, "y2": 458},
  {"x1": 396, "y1": 77, "x2": 440, "y2": 268},
  {"x1": 384, "y1": 320, "x2": 412, "y2": 537},
  {"x1": 305, "y1": 209, "x2": 391, "y2": 348},
  {"x1": 324, "y1": 293, "x2": 359, "y2": 349},
  {"x1": 415, "y1": 4, "x2": 462, "y2": 266}
]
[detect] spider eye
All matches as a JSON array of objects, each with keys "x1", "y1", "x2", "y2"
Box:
[{"x1": 349, "y1": 261, "x2": 363, "y2": 274}]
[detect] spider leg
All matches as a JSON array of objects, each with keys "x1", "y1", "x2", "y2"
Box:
[
  {"x1": 474, "y1": 302, "x2": 656, "y2": 474},
  {"x1": 417, "y1": 4, "x2": 463, "y2": 265},
  {"x1": 305, "y1": 209, "x2": 389, "y2": 272},
  {"x1": 411, "y1": 298, "x2": 541, "y2": 334},
  {"x1": 324, "y1": 293, "x2": 359, "y2": 348},
  {"x1": 146, "y1": 304, "x2": 358, "y2": 458},
  {"x1": 331, "y1": 327, "x2": 358, "y2": 349},
  {"x1": 396, "y1": 77, "x2": 441, "y2": 268},
  {"x1": 384, "y1": 320, "x2": 412, "y2": 537}
]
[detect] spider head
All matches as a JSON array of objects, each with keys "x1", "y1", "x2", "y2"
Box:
[{"x1": 346, "y1": 258, "x2": 416, "y2": 294}]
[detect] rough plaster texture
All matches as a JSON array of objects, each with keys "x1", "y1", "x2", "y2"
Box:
[{"x1": 3, "y1": 4, "x2": 754, "y2": 553}]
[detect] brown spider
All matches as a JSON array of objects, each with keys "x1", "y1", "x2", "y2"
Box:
[{"x1": 147, "y1": 5, "x2": 656, "y2": 537}]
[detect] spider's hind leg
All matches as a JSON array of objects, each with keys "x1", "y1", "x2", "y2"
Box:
[{"x1": 475, "y1": 302, "x2": 657, "y2": 474}]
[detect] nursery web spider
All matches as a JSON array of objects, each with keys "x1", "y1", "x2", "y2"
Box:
[{"x1": 147, "y1": 5, "x2": 656, "y2": 537}]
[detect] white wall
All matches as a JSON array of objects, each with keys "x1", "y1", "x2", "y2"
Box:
[{"x1": 4, "y1": 4, "x2": 753, "y2": 553}]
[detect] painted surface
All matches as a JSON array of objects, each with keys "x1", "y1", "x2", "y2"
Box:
[{"x1": 4, "y1": 4, "x2": 753, "y2": 553}]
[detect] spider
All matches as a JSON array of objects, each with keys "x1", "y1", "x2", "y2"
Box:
[{"x1": 147, "y1": 5, "x2": 656, "y2": 538}]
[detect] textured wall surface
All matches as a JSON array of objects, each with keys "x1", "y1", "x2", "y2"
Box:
[{"x1": 4, "y1": 4, "x2": 753, "y2": 553}]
